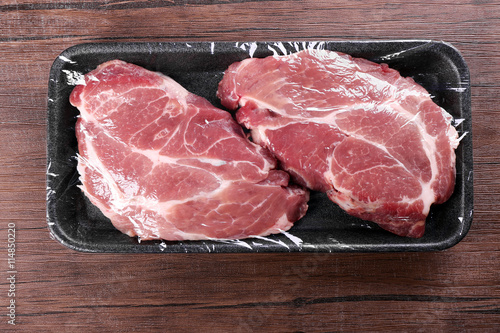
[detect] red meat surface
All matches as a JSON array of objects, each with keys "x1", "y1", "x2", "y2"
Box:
[
  {"x1": 218, "y1": 49, "x2": 459, "y2": 238},
  {"x1": 70, "y1": 60, "x2": 309, "y2": 241}
]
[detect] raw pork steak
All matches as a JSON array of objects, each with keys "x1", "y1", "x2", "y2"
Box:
[
  {"x1": 218, "y1": 49, "x2": 459, "y2": 238},
  {"x1": 70, "y1": 60, "x2": 308, "y2": 241}
]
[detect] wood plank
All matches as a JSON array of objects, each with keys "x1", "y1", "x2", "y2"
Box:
[{"x1": 0, "y1": 0, "x2": 499, "y2": 331}]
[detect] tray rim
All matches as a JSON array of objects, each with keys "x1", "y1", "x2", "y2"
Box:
[{"x1": 46, "y1": 39, "x2": 473, "y2": 253}]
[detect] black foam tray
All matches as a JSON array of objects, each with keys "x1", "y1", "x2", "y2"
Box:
[{"x1": 46, "y1": 41, "x2": 473, "y2": 253}]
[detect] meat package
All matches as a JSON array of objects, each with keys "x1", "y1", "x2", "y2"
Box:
[{"x1": 47, "y1": 41, "x2": 472, "y2": 252}]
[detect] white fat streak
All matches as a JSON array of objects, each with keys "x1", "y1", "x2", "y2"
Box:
[
  {"x1": 133, "y1": 142, "x2": 265, "y2": 174},
  {"x1": 130, "y1": 146, "x2": 179, "y2": 167},
  {"x1": 152, "y1": 179, "x2": 231, "y2": 213},
  {"x1": 195, "y1": 158, "x2": 227, "y2": 166}
]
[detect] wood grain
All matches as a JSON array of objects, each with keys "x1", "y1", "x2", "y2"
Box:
[{"x1": 0, "y1": 0, "x2": 499, "y2": 332}]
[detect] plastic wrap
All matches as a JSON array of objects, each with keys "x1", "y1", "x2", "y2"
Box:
[{"x1": 46, "y1": 41, "x2": 472, "y2": 253}]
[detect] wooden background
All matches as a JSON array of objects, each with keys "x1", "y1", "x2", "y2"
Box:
[{"x1": 0, "y1": 0, "x2": 499, "y2": 332}]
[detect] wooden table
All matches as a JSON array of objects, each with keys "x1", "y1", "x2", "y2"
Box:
[{"x1": 1, "y1": 1, "x2": 499, "y2": 332}]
